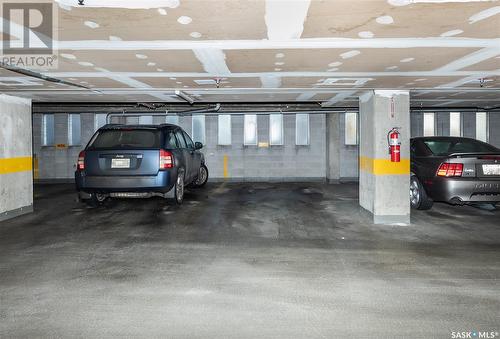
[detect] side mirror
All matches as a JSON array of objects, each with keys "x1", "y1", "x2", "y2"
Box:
[{"x1": 194, "y1": 142, "x2": 203, "y2": 150}]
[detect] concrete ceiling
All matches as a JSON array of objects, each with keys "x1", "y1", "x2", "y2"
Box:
[{"x1": 0, "y1": 0, "x2": 499, "y2": 107}]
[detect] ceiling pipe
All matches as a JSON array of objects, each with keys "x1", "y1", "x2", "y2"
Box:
[
  {"x1": 0, "y1": 62, "x2": 101, "y2": 94},
  {"x1": 32, "y1": 102, "x2": 500, "y2": 114},
  {"x1": 177, "y1": 103, "x2": 221, "y2": 115},
  {"x1": 105, "y1": 104, "x2": 221, "y2": 123},
  {"x1": 175, "y1": 90, "x2": 195, "y2": 105}
]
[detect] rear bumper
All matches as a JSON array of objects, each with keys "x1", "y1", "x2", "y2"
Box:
[
  {"x1": 75, "y1": 169, "x2": 176, "y2": 194},
  {"x1": 424, "y1": 177, "x2": 500, "y2": 204}
]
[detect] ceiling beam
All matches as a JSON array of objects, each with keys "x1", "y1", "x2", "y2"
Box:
[{"x1": 55, "y1": 37, "x2": 499, "y2": 51}]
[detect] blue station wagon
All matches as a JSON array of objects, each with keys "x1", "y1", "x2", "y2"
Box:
[{"x1": 75, "y1": 124, "x2": 209, "y2": 206}]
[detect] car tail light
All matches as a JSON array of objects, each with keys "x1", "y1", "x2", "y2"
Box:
[
  {"x1": 437, "y1": 163, "x2": 463, "y2": 177},
  {"x1": 159, "y1": 149, "x2": 173, "y2": 169},
  {"x1": 77, "y1": 151, "x2": 85, "y2": 170}
]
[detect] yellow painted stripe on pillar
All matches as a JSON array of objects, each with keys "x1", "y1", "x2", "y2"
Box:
[
  {"x1": 223, "y1": 155, "x2": 229, "y2": 178},
  {"x1": 0, "y1": 156, "x2": 33, "y2": 175},
  {"x1": 359, "y1": 156, "x2": 410, "y2": 175}
]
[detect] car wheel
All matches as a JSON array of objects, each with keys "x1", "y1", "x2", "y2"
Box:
[
  {"x1": 174, "y1": 172, "x2": 184, "y2": 205},
  {"x1": 410, "y1": 176, "x2": 433, "y2": 210},
  {"x1": 86, "y1": 192, "x2": 107, "y2": 207},
  {"x1": 193, "y1": 164, "x2": 209, "y2": 188}
]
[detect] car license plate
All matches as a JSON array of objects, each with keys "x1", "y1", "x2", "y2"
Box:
[
  {"x1": 482, "y1": 164, "x2": 500, "y2": 176},
  {"x1": 111, "y1": 158, "x2": 130, "y2": 169}
]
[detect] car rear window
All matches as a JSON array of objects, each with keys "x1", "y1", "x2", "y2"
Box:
[
  {"x1": 423, "y1": 139, "x2": 498, "y2": 156},
  {"x1": 89, "y1": 129, "x2": 161, "y2": 150}
]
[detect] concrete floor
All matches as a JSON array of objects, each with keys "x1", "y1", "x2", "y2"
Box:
[{"x1": 0, "y1": 183, "x2": 499, "y2": 338}]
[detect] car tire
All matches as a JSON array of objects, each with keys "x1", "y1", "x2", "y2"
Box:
[
  {"x1": 86, "y1": 193, "x2": 107, "y2": 207},
  {"x1": 192, "y1": 164, "x2": 209, "y2": 188},
  {"x1": 173, "y1": 171, "x2": 185, "y2": 205},
  {"x1": 410, "y1": 176, "x2": 433, "y2": 210}
]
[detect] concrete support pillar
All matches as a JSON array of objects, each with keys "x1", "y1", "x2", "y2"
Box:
[
  {"x1": 359, "y1": 90, "x2": 410, "y2": 224},
  {"x1": 326, "y1": 113, "x2": 341, "y2": 183},
  {"x1": 0, "y1": 94, "x2": 33, "y2": 222}
]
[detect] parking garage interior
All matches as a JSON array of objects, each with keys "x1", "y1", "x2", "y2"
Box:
[{"x1": 1, "y1": 0, "x2": 499, "y2": 338}]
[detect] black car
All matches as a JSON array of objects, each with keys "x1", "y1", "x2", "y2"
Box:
[
  {"x1": 75, "y1": 124, "x2": 209, "y2": 206},
  {"x1": 410, "y1": 137, "x2": 500, "y2": 210}
]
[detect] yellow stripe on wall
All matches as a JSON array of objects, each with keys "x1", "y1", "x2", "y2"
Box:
[
  {"x1": 359, "y1": 156, "x2": 410, "y2": 175},
  {"x1": 0, "y1": 157, "x2": 33, "y2": 175},
  {"x1": 223, "y1": 155, "x2": 229, "y2": 178}
]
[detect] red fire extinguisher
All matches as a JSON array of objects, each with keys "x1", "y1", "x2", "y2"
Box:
[{"x1": 387, "y1": 127, "x2": 401, "y2": 163}]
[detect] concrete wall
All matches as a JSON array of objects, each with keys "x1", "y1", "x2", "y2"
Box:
[
  {"x1": 30, "y1": 110, "x2": 500, "y2": 184},
  {"x1": 33, "y1": 112, "x2": 355, "y2": 182},
  {"x1": 436, "y1": 112, "x2": 450, "y2": 136},
  {"x1": 489, "y1": 114, "x2": 500, "y2": 148},
  {"x1": 339, "y1": 113, "x2": 359, "y2": 179},
  {"x1": 410, "y1": 111, "x2": 499, "y2": 148},
  {"x1": 462, "y1": 112, "x2": 476, "y2": 139},
  {"x1": 411, "y1": 112, "x2": 423, "y2": 138},
  {"x1": 326, "y1": 113, "x2": 359, "y2": 182},
  {"x1": 33, "y1": 113, "x2": 94, "y2": 179},
  {"x1": 201, "y1": 114, "x2": 326, "y2": 181},
  {"x1": 0, "y1": 95, "x2": 33, "y2": 221},
  {"x1": 326, "y1": 114, "x2": 341, "y2": 182}
]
